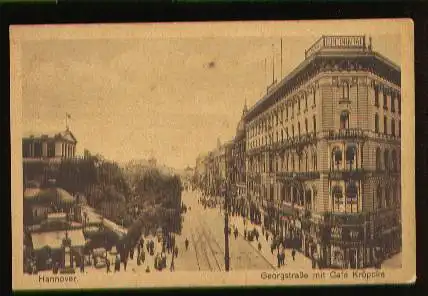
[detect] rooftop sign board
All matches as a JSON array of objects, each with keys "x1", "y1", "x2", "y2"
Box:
[{"x1": 305, "y1": 36, "x2": 367, "y2": 59}]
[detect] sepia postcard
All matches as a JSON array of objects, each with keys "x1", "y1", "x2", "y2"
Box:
[{"x1": 10, "y1": 20, "x2": 416, "y2": 290}]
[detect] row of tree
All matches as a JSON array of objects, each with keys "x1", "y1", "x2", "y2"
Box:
[{"x1": 23, "y1": 150, "x2": 183, "y2": 234}]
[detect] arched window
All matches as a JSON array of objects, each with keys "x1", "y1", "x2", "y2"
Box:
[
  {"x1": 332, "y1": 185, "x2": 344, "y2": 212},
  {"x1": 346, "y1": 145, "x2": 357, "y2": 170},
  {"x1": 376, "y1": 148, "x2": 381, "y2": 170},
  {"x1": 292, "y1": 125, "x2": 295, "y2": 138},
  {"x1": 298, "y1": 122, "x2": 301, "y2": 137},
  {"x1": 346, "y1": 182, "x2": 358, "y2": 213},
  {"x1": 298, "y1": 154, "x2": 302, "y2": 172},
  {"x1": 281, "y1": 130, "x2": 284, "y2": 142},
  {"x1": 298, "y1": 97, "x2": 301, "y2": 112},
  {"x1": 384, "y1": 149, "x2": 390, "y2": 170},
  {"x1": 332, "y1": 147, "x2": 343, "y2": 170},
  {"x1": 391, "y1": 150, "x2": 397, "y2": 172},
  {"x1": 375, "y1": 113, "x2": 379, "y2": 133},
  {"x1": 343, "y1": 81, "x2": 350, "y2": 100},
  {"x1": 340, "y1": 111, "x2": 350, "y2": 129},
  {"x1": 305, "y1": 118, "x2": 308, "y2": 134}
]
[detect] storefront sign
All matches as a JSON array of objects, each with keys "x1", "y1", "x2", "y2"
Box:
[
  {"x1": 330, "y1": 226, "x2": 342, "y2": 240},
  {"x1": 306, "y1": 36, "x2": 365, "y2": 58}
]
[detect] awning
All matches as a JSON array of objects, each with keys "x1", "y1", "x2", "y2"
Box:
[{"x1": 31, "y1": 229, "x2": 86, "y2": 251}]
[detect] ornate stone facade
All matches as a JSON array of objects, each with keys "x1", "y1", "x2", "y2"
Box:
[{"x1": 244, "y1": 35, "x2": 401, "y2": 269}]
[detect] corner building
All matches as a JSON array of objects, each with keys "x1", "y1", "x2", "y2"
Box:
[{"x1": 245, "y1": 36, "x2": 401, "y2": 269}]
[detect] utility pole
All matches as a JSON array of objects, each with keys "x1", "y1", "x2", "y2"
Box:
[{"x1": 224, "y1": 181, "x2": 230, "y2": 271}]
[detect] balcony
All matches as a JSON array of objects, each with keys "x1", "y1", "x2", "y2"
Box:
[
  {"x1": 273, "y1": 132, "x2": 317, "y2": 151},
  {"x1": 328, "y1": 169, "x2": 367, "y2": 180},
  {"x1": 325, "y1": 128, "x2": 366, "y2": 140},
  {"x1": 276, "y1": 171, "x2": 320, "y2": 181}
]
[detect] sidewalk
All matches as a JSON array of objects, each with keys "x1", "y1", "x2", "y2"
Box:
[{"x1": 229, "y1": 215, "x2": 312, "y2": 270}]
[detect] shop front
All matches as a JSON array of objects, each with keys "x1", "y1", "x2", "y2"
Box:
[{"x1": 326, "y1": 224, "x2": 366, "y2": 269}]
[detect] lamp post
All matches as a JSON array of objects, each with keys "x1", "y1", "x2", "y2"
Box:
[{"x1": 224, "y1": 181, "x2": 230, "y2": 272}]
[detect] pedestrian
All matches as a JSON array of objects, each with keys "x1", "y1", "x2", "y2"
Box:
[
  {"x1": 265, "y1": 233, "x2": 269, "y2": 241},
  {"x1": 185, "y1": 238, "x2": 189, "y2": 251},
  {"x1": 234, "y1": 228, "x2": 238, "y2": 239},
  {"x1": 146, "y1": 265, "x2": 151, "y2": 273},
  {"x1": 174, "y1": 246, "x2": 179, "y2": 258},
  {"x1": 115, "y1": 255, "x2": 120, "y2": 272},
  {"x1": 258, "y1": 242, "x2": 262, "y2": 252},
  {"x1": 292, "y1": 249, "x2": 296, "y2": 261},
  {"x1": 277, "y1": 252, "x2": 281, "y2": 268},
  {"x1": 255, "y1": 229, "x2": 259, "y2": 241},
  {"x1": 271, "y1": 243, "x2": 275, "y2": 254},
  {"x1": 106, "y1": 258, "x2": 111, "y2": 273},
  {"x1": 141, "y1": 250, "x2": 146, "y2": 263},
  {"x1": 281, "y1": 251, "x2": 286, "y2": 266},
  {"x1": 170, "y1": 258, "x2": 175, "y2": 271},
  {"x1": 244, "y1": 229, "x2": 247, "y2": 240},
  {"x1": 80, "y1": 257, "x2": 85, "y2": 273},
  {"x1": 130, "y1": 247, "x2": 134, "y2": 260},
  {"x1": 123, "y1": 258, "x2": 127, "y2": 271}
]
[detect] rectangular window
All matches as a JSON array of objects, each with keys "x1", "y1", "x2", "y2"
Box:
[
  {"x1": 374, "y1": 87, "x2": 379, "y2": 107},
  {"x1": 391, "y1": 120, "x2": 396, "y2": 136},
  {"x1": 313, "y1": 116, "x2": 317, "y2": 134},
  {"x1": 398, "y1": 96, "x2": 401, "y2": 114},
  {"x1": 383, "y1": 93, "x2": 388, "y2": 110},
  {"x1": 313, "y1": 89, "x2": 316, "y2": 106},
  {"x1": 399, "y1": 120, "x2": 401, "y2": 136},
  {"x1": 375, "y1": 114, "x2": 379, "y2": 133},
  {"x1": 47, "y1": 142, "x2": 55, "y2": 157},
  {"x1": 305, "y1": 94, "x2": 308, "y2": 110},
  {"x1": 391, "y1": 96, "x2": 395, "y2": 112},
  {"x1": 384, "y1": 116, "x2": 388, "y2": 134}
]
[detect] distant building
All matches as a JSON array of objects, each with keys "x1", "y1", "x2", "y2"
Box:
[
  {"x1": 22, "y1": 128, "x2": 78, "y2": 187},
  {"x1": 22, "y1": 128, "x2": 77, "y2": 161}
]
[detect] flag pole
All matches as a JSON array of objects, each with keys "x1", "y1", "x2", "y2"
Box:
[{"x1": 281, "y1": 38, "x2": 283, "y2": 79}]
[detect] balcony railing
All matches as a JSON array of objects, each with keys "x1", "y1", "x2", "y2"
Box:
[
  {"x1": 325, "y1": 128, "x2": 366, "y2": 140},
  {"x1": 328, "y1": 169, "x2": 367, "y2": 180},
  {"x1": 276, "y1": 171, "x2": 320, "y2": 181}
]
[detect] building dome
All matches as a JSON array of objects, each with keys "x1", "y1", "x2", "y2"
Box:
[{"x1": 236, "y1": 119, "x2": 245, "y2": 136}]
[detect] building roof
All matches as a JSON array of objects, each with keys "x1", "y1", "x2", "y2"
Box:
[
  {"x1": 24, "y1": 187, "x2": 76, "y2": 205},
  {"x1": 23, "y1": 129, "x2": 77, "y2": 144},
  {"x1": 31, "y1": 229, "x2": 86, "y2": 250},
  {"x1": 244, "y1": 50, "x2": 401, "y2": 122}
]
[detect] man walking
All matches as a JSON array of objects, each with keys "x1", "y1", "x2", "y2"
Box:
[{"x1": 292, "y1": 249, "x2": 296, "y2": 261}]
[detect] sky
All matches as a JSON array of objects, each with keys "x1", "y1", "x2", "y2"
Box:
[{"x1": 20, "y1": 29, "x2": 401, "y2": 169}]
